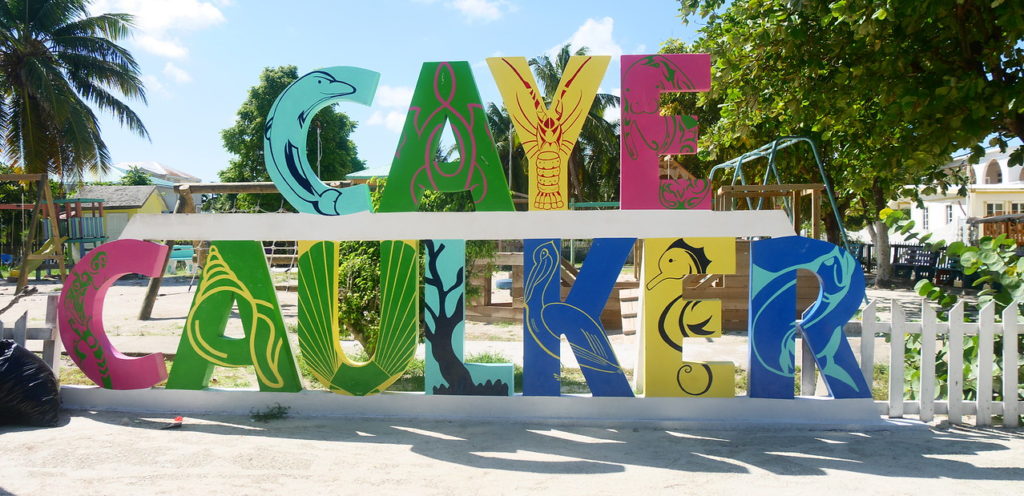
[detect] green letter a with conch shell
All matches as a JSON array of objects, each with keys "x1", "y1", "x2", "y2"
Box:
[{"x1": 167, "y1": 241, "x2": 302, "y2": 392}]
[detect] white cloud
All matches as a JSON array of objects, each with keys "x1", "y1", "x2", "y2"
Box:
[
  {"x1": 413, "y1": 0, "x2": 515, "y2": 23},
  {"x1": 448, "y1": 0, "x2": 505, "y2": 22},
  {"x1": 554, "y1": 17, "x2": 623, "y2": 57},
  {"x1": 367, "y1": 110, "x2": 407, "y2": 133},
  {"x1": 91, "y1": 0, "x2": 225, "y2": 33},
  {"x1": 474, "y1": 50, "x2": 504, "y2": 69},
  {"x1": 135, "y1": 35, "x2": 187, "y2": 59},
  {"x1": 604, "y1": 87, "x2": 621, "y2": 123},
  {"x1": 374, "y1": 85, "x2": 414, "y2": 108},
  {"x1": 163, "y1": 62, "x2": 192, "y2": 83},
  {"x1": 89, "y1": 0, "x2": 227, "y2": 59},
  {"x1": 141, "y1": 74, "x2": 169, "y2": 97}
]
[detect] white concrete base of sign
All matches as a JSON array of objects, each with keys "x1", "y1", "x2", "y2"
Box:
[{"x1": 61, "y1": 386, "x2": 897, "y2": 430}]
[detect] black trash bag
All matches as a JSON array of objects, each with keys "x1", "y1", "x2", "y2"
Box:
[{"x1": 0, "y1": 339, "x2": 60, "y2": 427}]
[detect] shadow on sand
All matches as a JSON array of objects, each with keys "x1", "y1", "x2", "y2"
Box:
[{"x1": 45, "y1": 409, "x2": 1024, "y2": 480}]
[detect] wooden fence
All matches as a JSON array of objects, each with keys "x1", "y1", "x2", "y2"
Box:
[
  {"x1": 814, "y1": 300, "x2": 1021, "y2": 427},
  {"x1": 982, "y1": 220, "x2": 1024, "y2": 246}
]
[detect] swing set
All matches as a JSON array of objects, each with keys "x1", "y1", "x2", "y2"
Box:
[
  {"x1": 0, "y1": 173, "x2": 66, "y2": 293},
  {"x1": 706, "y1": 135, "x2": 853, "y2": 254}
]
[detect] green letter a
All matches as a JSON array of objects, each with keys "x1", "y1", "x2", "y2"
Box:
[{"x1": 166, "y1": 241, "x2": 302, "y2": 392}]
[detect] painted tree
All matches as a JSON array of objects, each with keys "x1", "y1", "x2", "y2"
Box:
[
  {"x1": 422, "y1": 239, "x2": 508, "y2": 395},
  {"x1": 0, "y1": 0, "x2": 148, "y2": 180},
  {"x1": 672, "y1": 0, "x2": 1024, "y2": 285},
  {"x1": 218, "y1": 65, "x2": 364, "y2": 212}
]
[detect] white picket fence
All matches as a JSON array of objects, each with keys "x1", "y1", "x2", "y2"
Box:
[{"x1": 816, "y1": 299, "x2": 1020, "y2": 427}]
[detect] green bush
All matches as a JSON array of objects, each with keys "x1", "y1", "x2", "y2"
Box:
[
  {"x1": 880, "y1": 208, "x2": 1023, "y2": 408},
  {"x1": 336, "y1": 178, "x2": 497, "y2": 354}
]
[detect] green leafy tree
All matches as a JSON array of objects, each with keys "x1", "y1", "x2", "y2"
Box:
[
  {"x1": 672, "y1": 0, "x2": 1024, "y2": 285},
  {"x1": 217, "y1": 65, "x2": 364, "y2": 212},
  {"x1": 0, "y1": 0, "x2": 148, "y2": 180},
  {"x1": 118, "y1": 165, "x2": 151, "y2": 185}
]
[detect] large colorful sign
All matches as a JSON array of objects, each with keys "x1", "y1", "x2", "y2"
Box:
[{"x1": 56, "y1": 56, "x2": 871, "y2": 404}]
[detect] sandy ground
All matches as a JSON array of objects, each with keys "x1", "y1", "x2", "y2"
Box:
[
  {"x1": 2, "y1": 276, "x2": 1022, "y2": 493},
  {"x1": 0, "y1": 412, "x2": 1022, "y2": 495}
]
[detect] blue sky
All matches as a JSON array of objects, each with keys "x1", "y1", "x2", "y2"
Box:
[{"x1": 87, "y1": 0, "x2": 701, "y2": 182}]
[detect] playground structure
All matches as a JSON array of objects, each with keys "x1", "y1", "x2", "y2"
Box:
[
  {"x1": 669, "y1": 137, "x2": 855, "y2": 331},
  {"x1": 0, "y1": 174, "x2": 66, "y2": 293},
  {"x1": 707, "y1": 136, "x2": 852, "y2": 251},
  {"x1": 6, "y1": 236, "x2": 67, "y2": 282},
  {"x1": 1, "y1": 183, "x2": 106, "y2": 285},
  {"x1": 40, "y1": 197, "x2": 106, "y2": 261}
]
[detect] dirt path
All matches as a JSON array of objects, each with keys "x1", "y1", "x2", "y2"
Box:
[{"x1": 1, "y1": 412, "x2": 1021, "y2": 495}]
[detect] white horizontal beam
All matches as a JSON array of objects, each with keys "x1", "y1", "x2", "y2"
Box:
[
  {"x1": 119, "y1": 210, "x2": 796, "y2": 241},
  {"x1": 61, "y1": 386, "x2": 887, "y2": 429},
  {"x1": 874, "y1": 400, "x2": 999, "y2": 417}
]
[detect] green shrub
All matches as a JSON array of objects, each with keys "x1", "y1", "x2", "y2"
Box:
[{"x1": 335, "y1": 177, "x2": 497, "y2": 354}]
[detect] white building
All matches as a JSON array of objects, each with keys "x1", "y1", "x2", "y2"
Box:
[
  {"x1": 892, "y1": 146, "x2": 1024, "y2": 244},
  {"x1": 81, "y1": 161, "x2": 203, "y2": 212}
]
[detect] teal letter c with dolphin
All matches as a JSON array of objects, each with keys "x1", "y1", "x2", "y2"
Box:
[{"x1": 264, "y1": 66, "x2": 377, "y2": 215}]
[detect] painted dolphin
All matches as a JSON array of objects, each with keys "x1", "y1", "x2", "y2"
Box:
[{"x1": 264, "y1": 67, "x2": 379, "y2": 215}]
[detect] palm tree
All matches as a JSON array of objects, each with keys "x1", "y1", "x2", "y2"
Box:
[
  {"x1": 0, "y1": 0, "x2": 148, "y2": 181},
  {"x1": 528, "y1": 44, "x2": 620, "y2": 203},
  {"x1": 485, "y1": 102, "x2": 528, "y2": 197}
]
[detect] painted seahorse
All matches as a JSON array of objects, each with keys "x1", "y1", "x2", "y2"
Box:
[
  {"x1": 646, "y1": 239, "x2": 716, "y2": 349},
  {"x1": 646, "y1": 238, "x2": 719, "y2": 396},
  {"x1": 264, "y1": 67, "x2": 376, "y2": 215}
]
